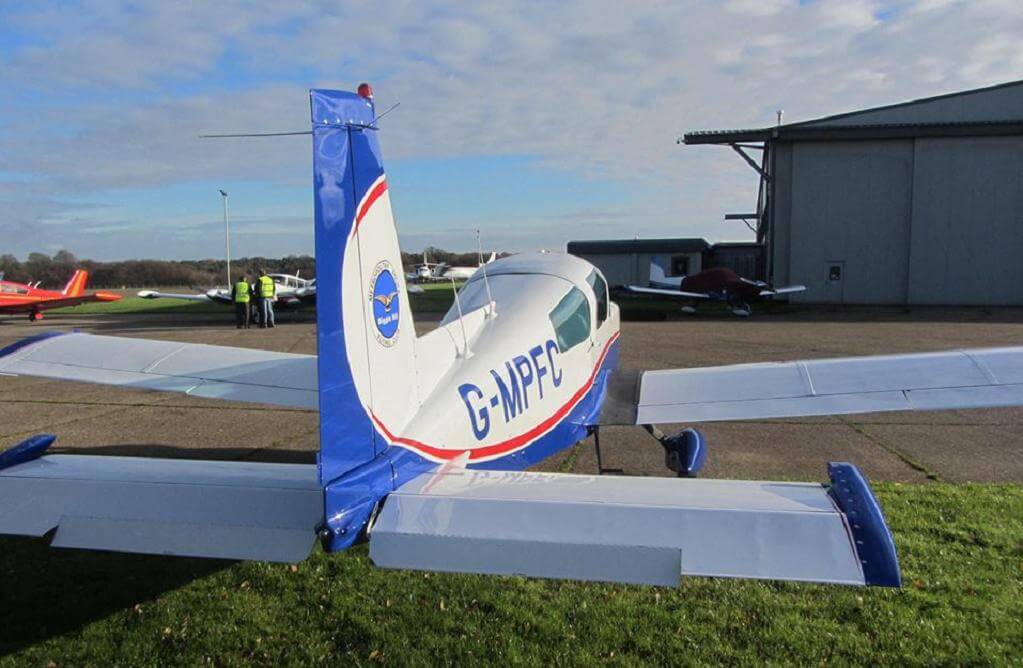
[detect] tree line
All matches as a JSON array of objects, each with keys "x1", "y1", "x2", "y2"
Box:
[{"x1": 0, "y1": 248, "x2": 501, "y2": 289}]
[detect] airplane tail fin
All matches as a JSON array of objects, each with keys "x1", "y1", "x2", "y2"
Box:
[
  {"x1": 649, "y1": 257, "x2": 668, "y2": 284},
  {"x1": 61, "y1": 270, "x2": 88, "y2": 297},
  {"x1": 310, "y1": 89, "x2": 422, "y2": 526}
]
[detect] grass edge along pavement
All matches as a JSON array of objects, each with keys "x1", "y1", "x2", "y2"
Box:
[
  {"x1": 48, "y1": 282, "x2": 461, "y2": 316},
  {"x1": 1, "y1": 482, "x2": 1020, "y2": 664}
]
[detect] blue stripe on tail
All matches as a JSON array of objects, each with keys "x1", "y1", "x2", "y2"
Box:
[{"x1": 310, "y1": 89, "x2": 400, "y2": 550}]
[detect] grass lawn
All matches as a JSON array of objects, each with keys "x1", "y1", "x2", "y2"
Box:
[
  {"x1": 1, "y1": 482, "x2": 1020, "y2": 664},
  {"x1": 46, "y1": 283, "x2": 460, "y2": 317},
  {"x1": 50, "y1": 296, "x2": 227, "y2": 315}
]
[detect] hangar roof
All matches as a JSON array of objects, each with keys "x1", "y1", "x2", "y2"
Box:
[
  {"x1": 567, "y1": 238, "x2": 710, "y2": 255},
  {"x1": 684, "y1": 78, "x2": 1023, "y2": 145}
]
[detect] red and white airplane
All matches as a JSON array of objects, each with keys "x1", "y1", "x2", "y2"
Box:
[
  {"x1": 0, "y1": 270, "x2": 121, "y2": 321},
  {"x1": 625, "y1": 258, "x2": 806, "y2": 317},
  {"x1": 2, "y1": 86, "x2": 1022, "y2": 589}
]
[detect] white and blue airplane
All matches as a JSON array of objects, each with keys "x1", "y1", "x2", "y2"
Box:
[{"x1": 3, "y1": 86, "x2": 1023, "y2": 588}]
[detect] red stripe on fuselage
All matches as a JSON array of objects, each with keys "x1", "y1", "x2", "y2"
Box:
[
  {"x1": 351, "y1": 178, "x2": 388, "y2": 237},
  {"x1": 372, "y1": 331, "x2": 620, "y2": 462}
]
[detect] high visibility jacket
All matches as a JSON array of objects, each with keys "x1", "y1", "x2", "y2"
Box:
[
  {"x1": 258, "y1": 275, "x2": 275, "y2": 298},
  {"x1": 233, "y1": 281, "x2": 251, "y2": 303}
]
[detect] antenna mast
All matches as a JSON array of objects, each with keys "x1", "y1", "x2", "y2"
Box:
[
  {"x1": 477, "y1": 229, "x2": 495, "y2": 318},
  {"x1": 451, "y1": 277, "x2": 471, "y2": 358}
]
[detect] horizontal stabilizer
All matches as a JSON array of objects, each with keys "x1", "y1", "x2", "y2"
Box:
[
  {"x1": 370, "y1": 466, "x2": 898, "y2": 587},
  {"x1": 0, "y1": 454, "x2": 322, "y2": 562},
  {"x1": 0, "y1": 332, "x2": 317, "y2": 409},
  {"x1": 598, "y1": 346, "x2": 1023, "y2": 425}
]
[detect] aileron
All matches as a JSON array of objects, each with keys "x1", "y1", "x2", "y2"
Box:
[{"x1": 612, "y1": 346, "x2": 1023, "y2": 425}]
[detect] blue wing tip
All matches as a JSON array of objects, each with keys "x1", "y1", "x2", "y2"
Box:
[
  {"x1": 0, "y1": 330, "x2": 72, "y2": 359},
  {"x1": 0, "y1": 434, "x2": 57, "y2": 471},
  {"x1": 827, "y1": 462, "x2": 902, "y2": 587}
]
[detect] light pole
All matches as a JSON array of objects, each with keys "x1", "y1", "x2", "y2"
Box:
[{"x1": 219, "y1": 189, "x2": 231, "y2": 287}]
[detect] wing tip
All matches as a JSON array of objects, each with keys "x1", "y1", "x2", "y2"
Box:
[
  {"x1": 827, "y1": 462, "x2": 901, "y2": 587},
  {"x1": 0, "y1": 434, "x2": 57, "y2": 471},
  {"x1": 0, "y1": 330, "x2": 72, "y2": 360}
]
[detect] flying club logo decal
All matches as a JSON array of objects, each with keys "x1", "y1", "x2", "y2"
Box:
[{"x1": 369, "y1": 261, "x2": 400, "y2": 346}]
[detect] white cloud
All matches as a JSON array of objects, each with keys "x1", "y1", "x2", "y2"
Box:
[{"x1": 2, "y1": 0, "x2": 1023, "y2": 258}]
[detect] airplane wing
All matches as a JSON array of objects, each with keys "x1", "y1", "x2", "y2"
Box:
[
  {"x1": 137, "y1": 290, "x2": 231, "y2": 304},
  {"x1": 0, "y1": 294, "x2": 121, "y2": 314},
  {"x1": 0, "y1": 433, "x2": 895, "y2": 585},
  {"x1": 760, "y1": 284, "x2": 807, "y2": 297},
  {"x1": 596, "y1": 347, "x2": 1023, "y2": 425},
  {"x1": 0, "y1": 437, "x2": 321, "y2": 563},
  {"x1": 369, "y1": 462, "x2": 899, "y2": 587},
  {"x1": 0, "y1": 331, "x2": 317, "y2": 409},
  {"x1": 622, "y1": 285, "x2": 711, "y2": 299}
]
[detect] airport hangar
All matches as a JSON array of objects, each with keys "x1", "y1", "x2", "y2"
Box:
[
  {"x1": 685, "y1": 79, "x2": 1023, "y2": 306},
  {"x1": 576, "y1": 79, "x2": 1023, "y2": 306}
]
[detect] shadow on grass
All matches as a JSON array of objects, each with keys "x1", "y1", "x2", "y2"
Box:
[
  {"x1": 50, "y1": 444, "x2": 317, "y2": 464},
  {"x1": 0, "y1": 536, "x2": 231, "y2": 656},
  {"x1": 0, "y1": 443, "x2": 317, "y2": 656}
]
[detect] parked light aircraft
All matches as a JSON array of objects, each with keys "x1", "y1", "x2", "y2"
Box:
[
  {"x1": 625, "y1": 258, "x2": 806, "y2": 317},
  {"x1": 413, "y1": 252, "x2": 497, "y2": 282},
  {"x1": 0, "y1": 270, "x2": 121, "y2": 321},
  {"x1": 408, "y1": 252, "x2": 440, "y2": 282},
  {"x1": 138, "y1": 273, "x2": 317, "y2": 308},
  {"x1": 3, "y1": 87, "x2": 1023, "y2": 589}
]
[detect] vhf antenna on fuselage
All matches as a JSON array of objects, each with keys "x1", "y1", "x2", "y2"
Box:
[{"x1": 476, "y1": 229, "x2": 495, "y2": 319}]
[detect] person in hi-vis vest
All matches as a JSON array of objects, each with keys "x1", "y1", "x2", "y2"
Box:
[
  {"x1": 233, "y1": 275, "x2": 253, "y2": 329},
  {"x1": 256, "y1": 269, "x2": 276, "y2": 328}
]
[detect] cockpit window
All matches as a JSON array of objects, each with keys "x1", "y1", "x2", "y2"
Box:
[
  {"x1": 586, "y1": 270, "x2": 608, "y2": 326},
  {"x1": 549, "y1": 287, "x2": 591, "y2": 352}
]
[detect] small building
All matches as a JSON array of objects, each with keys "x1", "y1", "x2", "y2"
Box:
[
  {"x1": 707, "y1": 242, "x2": 764, "y2": 280},
  {"x1": 684, "y1": 79, "x2": 1023, "y2": 306},
  {"x1": 566, "y1": 238, "x2": 710, "y2": 287},
  {"x1": 567, "y1": 238, "x2": 765, "y2": 287}
]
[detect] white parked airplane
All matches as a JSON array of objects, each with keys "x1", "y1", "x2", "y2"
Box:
[
  {"x1": 3, "y1": 86, "x2": 1023, "y2": 588},
  {"x1": 407, "y1": 252, "x2": 439, "y2": 282},
  {"x1": 138, "y1": 272, "x2": 317, "y2": 308},
  {"x1": 412, "y1": 251, "x2": 497, "y2": 282}
]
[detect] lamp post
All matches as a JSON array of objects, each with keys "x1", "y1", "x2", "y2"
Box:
[{"x1": 219, "y1": 189, "x2": 231, "y2": 287}]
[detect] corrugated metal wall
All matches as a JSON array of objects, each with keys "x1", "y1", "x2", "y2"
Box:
[{"x1": 773, "y1": 135, "x2": 1023, "y2": 305}]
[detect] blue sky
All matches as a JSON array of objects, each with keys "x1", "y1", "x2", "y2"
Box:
[{"x1": 1, "y1": 0, "x2": 1021, "y2": 260}]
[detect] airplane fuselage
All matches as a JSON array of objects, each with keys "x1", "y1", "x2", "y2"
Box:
[
  {"x1": 678, "y1": 267, "x2": 762, "y2": 301},
  {"x1": 0, "y1": 274, "x2": 120, "y2": 320},
  {"x1": 389, "y1": 253, "x2": 620, "y2": 469}
]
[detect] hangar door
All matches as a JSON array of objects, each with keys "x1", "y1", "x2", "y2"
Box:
[
  {"x1": 786, "y1": 140, "x2": 914, "y2": 304},
  {"x1": 907, "y1": 137, "x2": 1023, "y2": 305}
]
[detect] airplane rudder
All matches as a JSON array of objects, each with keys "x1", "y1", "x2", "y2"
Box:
[{"x1": 62, "y1": 270, "x2": 87, "y2": 296}]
